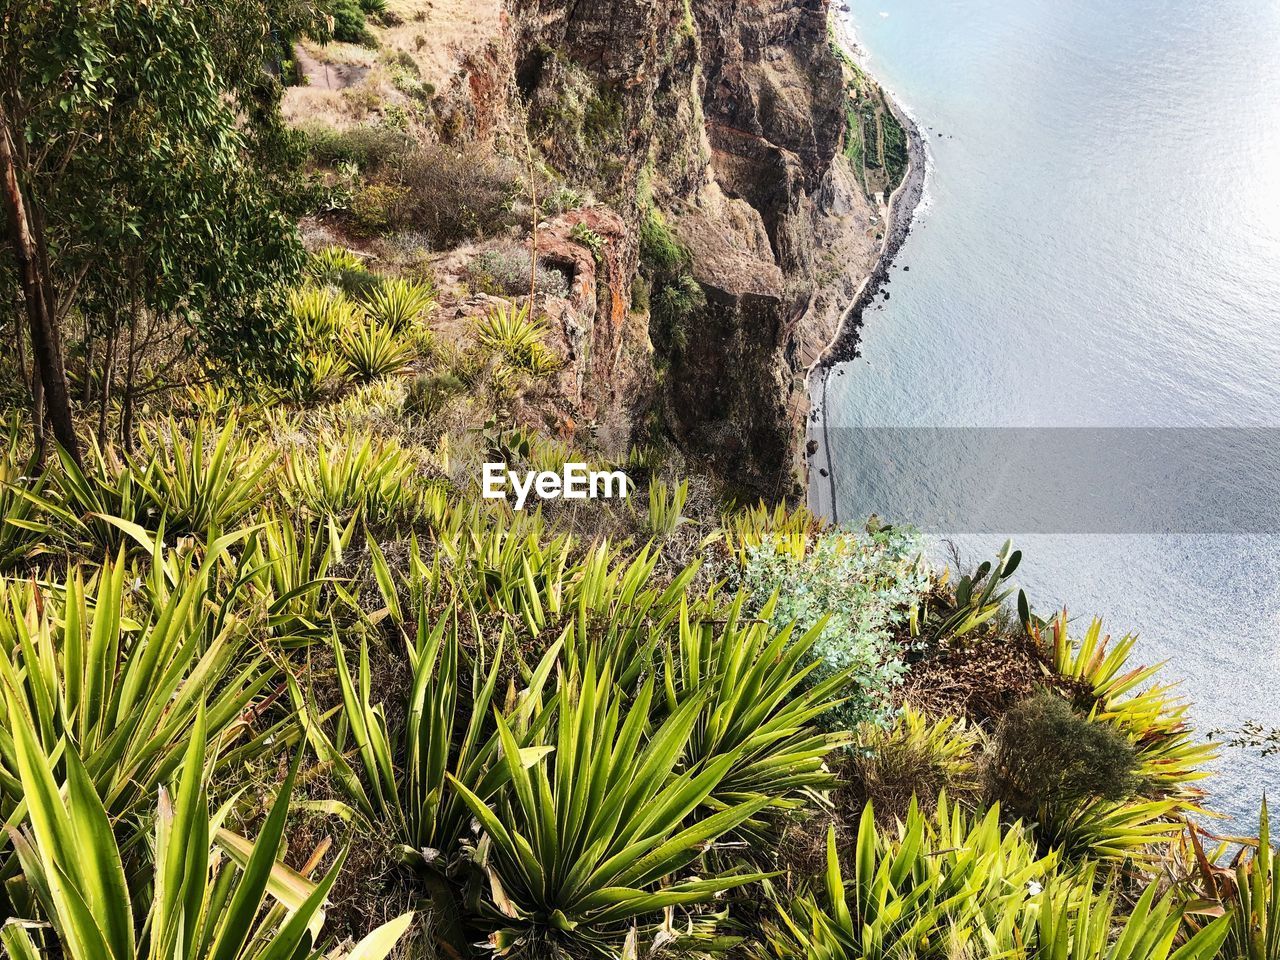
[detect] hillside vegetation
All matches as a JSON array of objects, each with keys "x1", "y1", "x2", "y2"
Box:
[{"x1": 0, "y1": 1, "x2": 1275, "y2": 959}]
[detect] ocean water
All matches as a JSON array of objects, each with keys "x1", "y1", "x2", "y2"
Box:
[{"x1": 823, "y1": 0, "x2": 1280, "y2": 826}]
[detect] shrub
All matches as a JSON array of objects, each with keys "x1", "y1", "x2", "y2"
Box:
[
  {"x1": 467, "y1": 248, "x2": 570, "y2": 299},
  {"x1": 476, "y1": 301, "x2": 561, "y2": 376},
  {"x1": 288, "y1": 285, "x2": 361, "y2": 343},
  {"x1": 326, "y1": 0, "x2": 374, "y2": 44},
  {"x1": 740, "y1": 523, "x2": 930, "y2": 731},
  {"x1": 758, "y1": 800, "x2": 1231, "y2": 960},
  {"x1": 359, "y1": 277, "x2": 436, "y2": 332},
  {"x1": 640, "y1": 206, "x2": 704, "y2": 349},
  {"x1": 303, "y1": 123, "x2": 409, "y2": 171},
  {"x1": 848, "y1": 705, "x2": 984, "y2": 823},
  {"x1": 135, "y1": 416, "x2": 273, "y2": 537},
  {"x1": 759, "y1": 799, "x2": 1059, "y2": 960},
  {"x1": 984, "y1": 690, "x2": 1175, "y2": 863},
  {"x1": 349, "y1": 182, "x2": 412, "y2": 236},
  {"x1": 0, "y1": 708, "x2": 413, "y2": 960},
  {"x1": 987, "y1": 691, "x2": 1141, "y2": 815},
  {"x1": 391, "y1": 143, "x2": 520, "y2": 247},
  {"x1": 405, "y1": 370, "x2": 465, "y2": 422},
  {"x1": 283, "y1": 431, "x2": 420, "y2": 524},
  {"x1": 0, "y1": 415, "x2": 52, "y2": 569},
  {"x1": 448, "y1": 661, "x2": 771, "y2": 956}
]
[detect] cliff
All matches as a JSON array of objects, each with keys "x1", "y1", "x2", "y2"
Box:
[{"x1": 286, "y1": 0, "x2": 910, "y2": 498}]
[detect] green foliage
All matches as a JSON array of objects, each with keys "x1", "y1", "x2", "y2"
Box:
[
  {"x1": 1188, "y1": 799, "x2": 1280, "y2": 960},
  {"x1": 340, "y1": 321, "x2": 416, "y2": 382},
  {"x1": 405, "y1": 371, "x2": 465, "y2": 423},
  {"x1": 758, "y1": 800, "x2": 1230, "y2": 960},
  {"x1": 303, "y1": 123, "x2": 409, "y2": 171},
  {"x1": 317, "y1": 0, "x2": 375, "y2": 44},
  {"x1": 759, "y1": 799, "x2": 1059, "y2": 960},
  {"x1": 288, "y1": 285, "x2": 361, "y2": 343},
  {"x1": 724, "y1": 500, "x2": 825, "y2": 566},
  {"x1": 241, "y1": 510, "x2": 358, "y2": 648},
  {"x1": 295, "y1": 606, "x2": 557, "y2": 884},
  {"x1": 350, "y1": 182, "x2": 413, "y2": 236},
  {"x1": 4, "y1": 0, "x2": 306, "y2": 378},
  {"x1": 914, "y1": 539, "x2": 1026, "y2": 643},
  {"x1": 1031, "y1": 612, "x2": 1217, "y2": 862},
  {"x1": 0, "y1": 541, "x2": 279, "y2": 833},
  {"x1": 663, "y1": 593, "x2": 853, "y2": 825},
  {"x1": 135, "y1": 416, "x2": 273, "y2": 536},
  {"x1": 0, "y1": 707, "x2": 412, "y2": 960},
  {"x1": 360, "y1": 277, "x2": 436, "y2": 333},
  {"x1": 32, "y1": 440, "x2": 163, "y2": 552},
  {"x1": 569, "y1": 222, "x2": 604, "y2": 258},
  {"x1": 476, "y1": 302, "x2": 562, "y2": 377},
  {"x1": 283, "y1": 431, "x2": 421, "y2": 524},
  {"x1": 638, "y1": 206, "x2": 704, "y2": 351},
  {"x1": 306, "y1": 246, "x2": 382, "y2": 299},
  {"x1": 449, "y1": 659, "x2": 772, "y2": 956},
  {"x1": 741, "y1": 523, "x2": 930, "y2": 731},
  {"x1": 849, "y1": 706, "x2": 985, "y2": 822},
  {"x1": 645, "y1": 479, "x2": 690, "y2": 537},
  {"x1": 987, "y1": 691, "x2": 1143, "y2": 817},
  {"x1": 0, "y1": 417, "x2": 52, "y2": 570}
]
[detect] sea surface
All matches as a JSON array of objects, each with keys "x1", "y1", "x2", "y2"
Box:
[{"x1": 822, "y1": 0, "x2": 1280, "y2": 827}]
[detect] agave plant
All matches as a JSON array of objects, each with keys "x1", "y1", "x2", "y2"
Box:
[
  {"x1": 646, "y1": 479, "x2": 691, "y2": 538},
  {"x1": 0, "y1": 706, "x2": 412, "y2": 960},
  {"x1": 360, "y1": 277, "x2": 436, "y2": 333},
  {"x1": 241, "y1": 510, "x2": 359, "y2": 648},
  {"x1": 283, "y1": 432, "x2": 420, "y2": 525},
  {"x1": 722, "y1": 500, "x2": 824, "y2": 566},
  {"x1": 0, "y1": 537, "x2": 281, "y2": 832},
  {"x1": 288, "y1": 285, "x2": 361, "y2": 344},
  {"x1": 758, "y1": 799, "x2": 1058, "y2": 960},
  {"x1": 0, "y1": 415, "x2": 53, "y2": 569},
  {"x1": 476, "y1": 302, "x2": 560, "y2": 376},
  {"x1": 448, "y1": 660, "x2": 773, "y2": 956},
  {"x1": 24, "y1": 438, "x2": 159, "y2": 552},
  {"x1": 135, "y1": 415, "x2": 273, "y2": 536},
  {"x1": 1044, "y1": 612, "x2": 1215, "y2": 798},
  {"x1": 340, "y1": 321, "x2": 416, "y2": 383},
  {"x1": 307, "y1": 245, "x2": 367, "y2": 286},
  {"x1": 662, "y1": 593, "x2": 852, "y2": 825},
  {"x1": 284, "y1": 351, "x2": 352, "y2": 404},
  {"x1": 1023, "y1": 612, "x2": 1216, "y2": 863},
  {"x1": 296, "y1": 615, "x2": 558, "y2": 867},
  {"x1": 1226, "y1": 800, "x2": 1279, "y2": 960},
  {"x1": 759, "y1": 798, "x2": 1229, "y2": 960},
  {"x1": 1030, "y1": 877, "x2": 1229, "y2": 960},
  {"x1": 1183, "y1": 800, "x2": 1279, "y2": 960}
]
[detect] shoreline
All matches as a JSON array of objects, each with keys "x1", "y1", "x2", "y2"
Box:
[{"x1": 805, "y1": 14, "x2": 929, "y2": 522}]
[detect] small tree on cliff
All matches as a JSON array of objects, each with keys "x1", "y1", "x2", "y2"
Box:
[{"x1": 0, "y1": 0, "x2": 313, "y2": 456}]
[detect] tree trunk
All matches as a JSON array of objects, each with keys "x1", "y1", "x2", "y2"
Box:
[{"x1": 0, "y1": 107, "x2": 80, "y2": 465}]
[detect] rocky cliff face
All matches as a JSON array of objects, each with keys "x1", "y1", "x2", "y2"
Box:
[
  {"x1": 502, "y1": 0, "x2": 894, "y2": 497},
  {"x1": 305, "y1": 0, "x2": 896, "y2": 495}
]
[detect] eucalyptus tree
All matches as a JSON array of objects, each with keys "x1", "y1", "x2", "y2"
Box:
[{"x1": 0, "y1": 0, "x2": 317, "y2": 455}]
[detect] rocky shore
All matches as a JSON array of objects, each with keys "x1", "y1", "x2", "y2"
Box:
[{"x1": 807, "y1": 18, "x2": 929, "y2": 521}]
